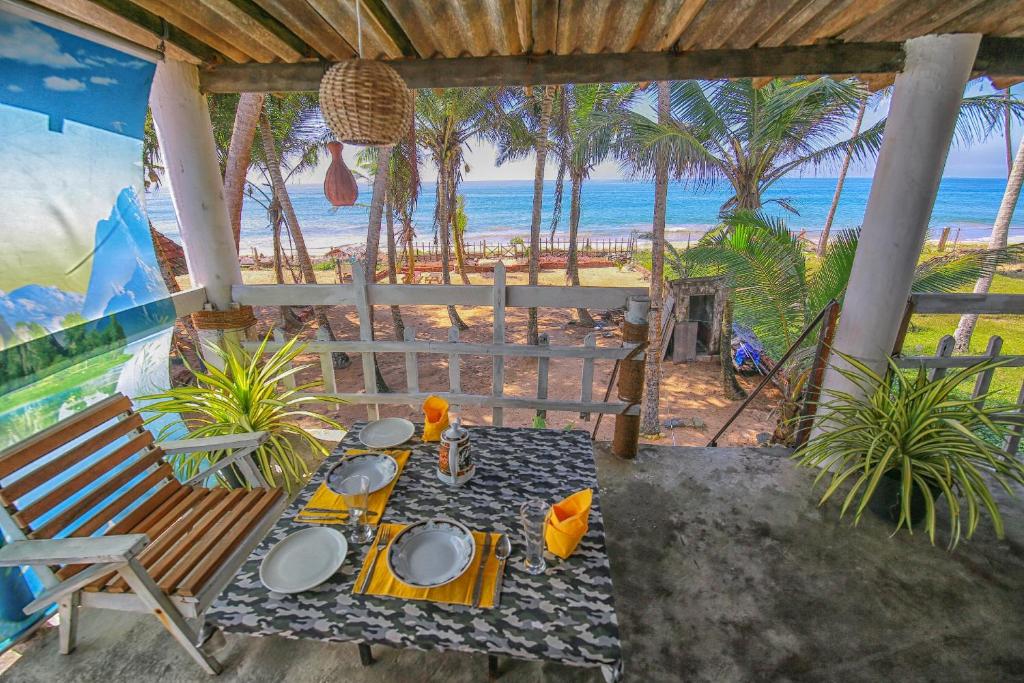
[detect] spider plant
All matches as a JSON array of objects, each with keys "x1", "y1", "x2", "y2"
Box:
[
  {"x1": 794, "y1": 354, "x2": 1024, "y2": 549},
  {"x1": 142, "y1": 333, "x2": 343, "y2": 492}
]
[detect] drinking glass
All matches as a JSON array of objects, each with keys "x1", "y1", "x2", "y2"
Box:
[
  {"x1": 519, "y1": 499, "x2": 548, "y2": 575},
  {"x1": 337, "y1": 475, "x2": 374, "y2": 544}
]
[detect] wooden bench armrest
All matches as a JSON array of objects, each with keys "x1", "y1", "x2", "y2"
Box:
[
  {"x1": 160, "y1": 432, "x2": 268, "y2": 455},
  {"x1": 162, "y1": 432, "x2": 272, "y2": 488},
  {"x1": 0, "y1": 534, "x2": 148, "y2": 567}
]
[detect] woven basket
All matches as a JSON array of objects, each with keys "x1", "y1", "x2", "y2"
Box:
[{"x1": 319, "y1": 60, "x2": 414, "y2": 146}]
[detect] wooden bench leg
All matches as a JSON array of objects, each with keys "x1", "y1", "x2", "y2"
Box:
[
  {"x1": 116, "y1": 559, "x2": 222, "y2": 675},
  {"x1": 358, "y1": 643, "x2": 373, "y2": 666},
  {"x1": 58, "y1": 592, "x2": 79, "y2": 655}
]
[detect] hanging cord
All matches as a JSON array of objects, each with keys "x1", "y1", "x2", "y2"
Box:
[{"x1": 355, "y1": 0, "x2": 363, "y2": 59}]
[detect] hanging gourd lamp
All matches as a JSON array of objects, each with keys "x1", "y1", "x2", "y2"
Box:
[
  {"x1": 318, "y1": 0, "x2": 413, "y2": 146},
  {"x1": 323, "y1": 141, "x2": 358, "y2": 206}
]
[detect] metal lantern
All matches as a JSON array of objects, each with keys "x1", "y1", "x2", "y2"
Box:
[{"x1": 319, "y1": 60, "x2": 414, "y2": 146}]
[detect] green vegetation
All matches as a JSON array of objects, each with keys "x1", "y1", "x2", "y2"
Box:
[
  {"x1": 141, "y1": 334, "x2": 344, "y2": 492},
  {"x1": 795, "y1": 355, "x2": 1024, "y2": 548}
]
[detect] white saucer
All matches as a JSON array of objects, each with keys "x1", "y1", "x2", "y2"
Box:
[
  {"x1": 359, "y1": 418, "x2": 415, "y2": 449},
  {"x1": 259, "y1": 527, "x2": 348, "y2": 594}
]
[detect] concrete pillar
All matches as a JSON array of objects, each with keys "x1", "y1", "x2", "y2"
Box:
[
  {"x1": 149, "y1": 60, "x2": 241, "y2": 311},
  {"x1": 815, "y1": 34, "x2": 980, "y2": 427}
]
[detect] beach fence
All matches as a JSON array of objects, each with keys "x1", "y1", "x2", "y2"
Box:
[{"x1": 403, "y1": 233, "x2": 639, "y2": 262}]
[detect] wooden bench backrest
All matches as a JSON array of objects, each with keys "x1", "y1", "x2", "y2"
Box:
[{"x1": 0, "y1": 394, "x2": 178, "y2": 541}]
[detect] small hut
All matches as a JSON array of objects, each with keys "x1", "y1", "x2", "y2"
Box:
[{"x1": 665, "y1": 275, "x2": 727, "y2": 362}]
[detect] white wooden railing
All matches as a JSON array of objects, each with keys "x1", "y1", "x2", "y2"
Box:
[{"x1": 232, "y1": 262, "x2": 648, "y2": 425}]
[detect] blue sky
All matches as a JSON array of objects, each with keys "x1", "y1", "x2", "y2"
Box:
[{"x1": 299, "y1": 80, "x2": 1019, "y2": 184}]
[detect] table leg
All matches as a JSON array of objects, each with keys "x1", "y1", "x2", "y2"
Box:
[
  {"x1": 488, "y1": 654, "x2": 499, "y2": 680},
  {"x1": 358, "y1": 643, "x2": 374, "y2": 666}
]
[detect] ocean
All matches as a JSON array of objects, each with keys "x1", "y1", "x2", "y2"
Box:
[{"x1": 145, "y1": 176, "x2": 1024, "y2": 256}]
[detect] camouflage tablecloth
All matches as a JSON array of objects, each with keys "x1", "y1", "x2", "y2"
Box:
[{"x1": 207, "y1": 423, "x2": 622, "y2": 673}]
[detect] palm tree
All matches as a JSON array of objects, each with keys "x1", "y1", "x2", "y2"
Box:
[
  {"x1": 671, "y1": 211, "x2": 1021, "y2": 363},
  {"x1": 552, "y1": 83, "x2": 640, "y2": 326},
  {"x1": 817, "y1": 96, "x2": 867, "y2": 257},
  {"x1": 223, "y1": 93, "x2": 265, "y2": 252},
  {"x1": 416, "y1": 88, "x2": 510, "y2": 330},
  {"x1": 495, "y1": 85, "x2": 557, "y2": 344}
]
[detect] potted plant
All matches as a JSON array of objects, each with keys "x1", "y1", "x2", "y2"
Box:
[
  {"x1": 794, "y1": 354, "x2": 1024, "y2": 548},
  {"x1": 142, "y1": 333, "x2": 343, "y2": 493}
]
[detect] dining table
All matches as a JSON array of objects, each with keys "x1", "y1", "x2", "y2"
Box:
[{"x1": 206, "y1": 422, "x2": 623, "y2": 681}]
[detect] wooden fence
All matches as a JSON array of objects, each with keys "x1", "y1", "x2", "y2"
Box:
[
  {"x1": 233, "y1": 262, "x2": 649, "y2": 425},
  {"x1": 398, "y1": 233, "x2": 638, "y2": 262},
  {"x1": 894, "y1": 293, "x2": 1024, "y2": 453}
]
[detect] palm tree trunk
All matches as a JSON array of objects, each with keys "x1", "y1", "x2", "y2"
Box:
[
  {"x1": 385, "y1": 198, "x2": 405, "y2": 341},
  {"x1": 438, "y1": 165, "x2": 468, "y2": 330},
  {"x1": 721, "y1": 298, "x2": 747, "y2": 400},
  {"x1": 641, "y1": 81, "x2": 669, "y2": 436},
  {"x1": 817, "y1": 96, "x2": 867, "y2": 257},
  {"x1": 954, "y1": 132, "x2": 1024, "y2": 351},
  {"x1": 402, "y1": 209, "x2": 416, "y2": 283},
  {"x1": 259, "y1": 112, "x2": 348, "y2": 365},
  {"x1": 364, "y1": 146, "x2": 393, "y2": 392},
  {"x1": 528, "y1": 86, "x2": 556, "y2": 345},
  {"x1": 224, "y1": 93, "x2": 265, "y2": 253},
  {"x1": 451, "y1": 201, "x2": 471, "y2": 285},
  {"x1": 271, "y1": 208, "x2": 302, "y2": 331},
  {"x1": 567, "y1": 171, "x2": 594, "y2": 327}
]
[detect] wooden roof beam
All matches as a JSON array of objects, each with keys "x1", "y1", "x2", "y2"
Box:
[{"x1": 85, "y1": 0, "x2": 230, "y2": 64}]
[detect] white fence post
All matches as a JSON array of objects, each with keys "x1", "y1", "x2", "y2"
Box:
[
  {"x1": 404, "y1": 326, "x2": 419, "y2": 398},
  {"x1": 1005, "y1": 378, "x2": 1024, "y2": 455},
  {"x1": 273, "y1": 328, "x2": 296, "y2": 390},
  {"x1": 448, "y1": 326, "x2": 461, "y2": 394},
  {"x1": 580, "y1": 333, "x2": 597, "y2": 421},
  {"x1": 491, "y1": 262, "x2": 506, "y2": 427},
  {"x1": 317, "y1": 327, "x2": 337, "y2": 394},
  {"x1": 929, "y1": 335, "x2": 955, "y2": 381},
  {"x1": 352, "y1": 261, "x2": 379, "y2": 420},
  {"x1": 971, "y1": 335, "x2": 1003, "y2": 408},
  {"x1": 536, "y1": 333, "x2": 550, "y2": 422}
]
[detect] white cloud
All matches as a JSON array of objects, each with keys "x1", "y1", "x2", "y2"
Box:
[
  {"x1": 43, "y1": 76, "x2": 86, "y2": 92},
  {"x1": 7, "y1": 84, "x2": 23, "y2": 92},
  {"x1": 89, "y1": 76, "x2": 118, "y2": 86},
  {"x1": 83, "y1": 55, "x2": 147, "y2": 70},
  {"x1": 0, "y1": 17, "x2": 83, "y2": 69}
]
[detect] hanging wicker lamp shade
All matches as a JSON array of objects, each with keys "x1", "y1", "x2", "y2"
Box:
[{"x1": 319, "y1": 60, "x2": 414, "y2": 146}]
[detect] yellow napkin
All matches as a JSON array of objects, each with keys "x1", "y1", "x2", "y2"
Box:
[
  {"x1": 545, "y1": 488, "x2": 592, "y2": 559},
  {"x1": 354, "y1": 523, "x2": 502, "y2": 608},
  {"x1": 295, "y1": 449, "x2": 410, "y2": 526},
  {"x1": 422, "y1": 395, "x2": 450, "y2": 442}
]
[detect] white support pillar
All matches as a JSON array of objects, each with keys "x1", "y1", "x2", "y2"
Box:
[
  {"x1": 149, "y1": 60, "x2": 241, "y2": 311},
  {"x1": 815, "y1": 34, "x2": 980, "y2": 428}
]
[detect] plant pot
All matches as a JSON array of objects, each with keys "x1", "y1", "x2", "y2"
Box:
[
  {"x1": 0, "y1": 566, "x2": 35, "y2": 622},
  {"x1": 867, "y1": 470, "x2": 940, "y2": 526}
]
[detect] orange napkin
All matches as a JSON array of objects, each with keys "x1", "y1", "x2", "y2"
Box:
[
  {"x1": 353, "y1": 523, "x2": 501, "y2": 608},
  {"x1": 422, "y1": 395, "x2": 450, "y2": 442},
  {"x1": 294, "y1": 449, "x2": 410, "y2": 526},
  {"x1": 545, "y1": 488, "x2": 592, "y2": 559}
]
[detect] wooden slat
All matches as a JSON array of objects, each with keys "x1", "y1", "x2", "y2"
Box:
[
  {"x1": 404, "y1": 326, "x2": 420, "y2": 394},
  {"x1": 315, "y1": 391, "x2": 638, "y2": 415},
  {"x1": 971, "y1": 336, "x2": 1003, "y2": 407},
  {"x1": 307, "y1": 0, "x2": 402, "y2": 59},
  {"x1": 15, "y1": 432, "x2": 155, "y2": 528},
  {"x1": 531, "y1": 0, "x2": 559, "y2": 54},
  {"x1": 721, "y1": 0, "x2": 805, "y2": 49},
  {"x1": 157, "y1": 489, "x2": 258, "y2": 593},
  {"x1": 757, "y1": 0, "x2": 835, "y2": 47},
  {"x1": 273, "y1": 328, "x2": 296, "y2": 390},
  {"x1": 69, "y1": 467, "x2": 172, "y2": 540},
  {"x1": 0, "y1": 395, "x2": 131, "y2": 480},
  {"x1": 55, "y1": 481, "x2": 186, "y2": 581},
  {"x1": 250, "y1": 0, "x2": 354, "y2": 60},
  {"x1": 175, "y1": 489, "x2": 284, "y2": 596},
  {"x1": 1, "y1": 413, "x2": 143, "y2": 505},
  {"x1": 1004, "y1": 379, "x2": 1024, "y2": 455},
  {"x1": 127, "y1": 0, "x2": 255, "y2": 62},
  {"x1": 448, "y1": 326, "x2": 461, "y2": 394},
  {"x1": 930, "y1": 335, "x2": 954, "y2": 381},
  {"x1": 146, "y1": 490, "x2": 243, "y2": 589},
  {"x1": 83, "y1": 0, "x2": 229, "y2": 63},
  {"x1": 908, "y1": 293, "x2": 1024, "y2": 315},
  {"x1": 100, "y1": 489, "x2": 228, "y2": 593},
  {"x1": 29, "y1": 456, "x2": 171, "y2": 541},
  {"x1": 895, "y1": 355, "x2": 1024, "y2": 370},
  {"x1": 244, "y1": 338, "x2": 634, "y2": 361},
  {"x1": 492, "y1": 261, "x2": 506, "y2": 427},
  {"x1": 352, "y1": 262, "x2": 379, "y2": 420},
  {"x1": 639, "y1": 0, "x2": 708, "y2": 52},
  {"x1": 580, "y1": 333, "x2": 597, "y2": 420},
  {"x1": 317, "y1": 327, "x2": 338, "y2": 393},
  {"x1": 536, "y1": 333, "x2": 550, "y2": 420}
]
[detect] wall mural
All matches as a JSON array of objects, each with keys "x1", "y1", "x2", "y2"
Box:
[
  {"x1": 0, "y1": 10, "x2": 175, "y2": 449},
  {"x1": 0, "y1": 10, "x2": 176, "y2": 645}
]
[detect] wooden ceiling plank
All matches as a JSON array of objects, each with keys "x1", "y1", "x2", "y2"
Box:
[
  {"x1": 514, "y1": 0, "x2": 533, "y2": 53},
  {"x1": 722, "y1": 0, "x2": 804, "y2": 49},
  {"x1": 646, "y1": 0, "x2": 707, "y2": 51},
  {"x1": 694, "y1": 0, "x2": 761, "y2": 50},
  {"x1": 839, "y1": 0, "x2": 937, "y2": 43},
  {"x1": 307, "y1": 0, "x2": 401, "y2": 59},
  {"x1": 482, "y1": 0, "x2": 518, "y2": 55},
  {"x1": 674, "y1": 0, "x2": 723, "y2": 51},
  {"x1": 379, "y1": 1, "x2": 439, "y2": 58},
  {"x1": 530, "y1": 0, "x2": 558, "y2": 55},
  {"x1": 362, "y1": 0, "x2": 418, "y2": 57},
  {"x1": 134, "y1": 0, "x2": 278, "y2": 62},
  {"x1": 601, "y1": 0, "x2": 653, "y2": 54},
  {"x1": 414, "y1": 2, "x2": 463, "y2": 58},
  {"x1": 553, "y1": 0, "x2": 577, "y2": 55},
  {"x1": 447, "y1": 0, "x2": 493, "y2": 57},
  {"x1": 85, "y1": 0, "x2": 230, "y2": 63},
  {"x1": 887, "y1": 0, "x2": 990, "y2": 42},
  {"x1": 785, "y1": 0, "x2": 886, "y2": 45},
  {"x1": 934, "y1": 0, "x2": 1021, "y2": 37},
  {"x1": 27, "y1": 0, "x2": 199, "y2": 62},
  {"x1": 208, "y1": 0, "x2": 311, "y2": 61},
  {"x1": 580, "y1": 0, "x2": 616, "y2": 54},
  {"x1": 757, "y1": 0, "x2": 834, "y2": 48},
  {"x1": 250, "y1": 0, "x2": 355, "y2": 60}
]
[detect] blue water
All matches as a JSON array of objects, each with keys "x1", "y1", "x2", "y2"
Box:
[{"x1": 146, "y1": 176, "x2": 1024, "y2": 255}]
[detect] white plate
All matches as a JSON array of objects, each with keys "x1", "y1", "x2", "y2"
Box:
[
  {"x1": 359, "y1": 418, "x2": 415, "y2": 449},
  {"x1": 386, "y1": 518, "x2": 476, "y2": 589},
  {"x1": 325, "y1": 452, "x2": 399, "y2": 495},
  {"x1": 259, "y1": 527, "x2": 348, "y2": 594}
]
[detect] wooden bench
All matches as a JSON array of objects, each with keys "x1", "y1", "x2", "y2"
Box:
[{"x1": 0, "y1": 394, "x2": 289, "y2": 674}]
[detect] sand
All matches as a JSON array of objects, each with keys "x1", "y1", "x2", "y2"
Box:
[{"x1": 174, "y1": 265, "x2": 780, "y2": 447}]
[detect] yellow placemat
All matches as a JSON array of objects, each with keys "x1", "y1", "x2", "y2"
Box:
[
  {"x1": 353, "y1": 523, "x2": 503, "y2": 609},
  {"x1": 294, "y1": 449, "x2": 410, "y2": 526}
]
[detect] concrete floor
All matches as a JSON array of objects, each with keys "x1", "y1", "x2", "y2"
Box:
[{"x1": 6, "y1": 444, "x2": 1024, "y2": 682}]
